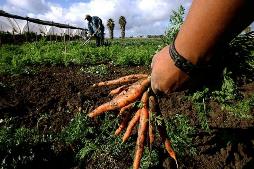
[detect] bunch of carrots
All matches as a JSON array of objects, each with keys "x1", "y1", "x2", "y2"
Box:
[{"x1": 88, "y1": 74, "x2": 178, "y2": 169}]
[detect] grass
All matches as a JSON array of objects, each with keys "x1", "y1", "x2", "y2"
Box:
[{"x1": 0, "y1": 38, "x2": 163, "y2": 75}]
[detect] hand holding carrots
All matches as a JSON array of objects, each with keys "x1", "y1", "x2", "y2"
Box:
[
  {"x1": 88, "y1": 74, "x2": 178, "y2": 168},
  {"x1": 151, "y1": 46, "x2": 189, "y2": 94}
]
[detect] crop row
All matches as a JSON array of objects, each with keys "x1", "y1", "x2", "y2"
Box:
[{"x1": 0, "y1": 38, "x2": 163, "y2": 74}]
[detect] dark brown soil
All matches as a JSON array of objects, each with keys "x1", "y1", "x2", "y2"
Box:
[{"x1": 0, "y1": 65, "x2": 253, "y2": 169}]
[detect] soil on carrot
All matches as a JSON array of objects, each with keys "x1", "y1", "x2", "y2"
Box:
[{"x1": 1, "y1": 64, "x2": 253, "y2": 169}]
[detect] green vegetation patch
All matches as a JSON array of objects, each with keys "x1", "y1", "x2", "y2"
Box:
[{"x1": 0, "y1": 38, "x2": 163, "y2": 75}]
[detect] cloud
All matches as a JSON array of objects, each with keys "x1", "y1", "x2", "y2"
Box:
[
  {"x1": 1, "y1": 0, "x2": 192, "y2": 37},
  {"x1": 4, "y1": 0, "x2": 49, "y2": 14}
]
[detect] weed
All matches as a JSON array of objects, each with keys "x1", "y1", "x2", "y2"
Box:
[
  {"x1": 0, "y1": 126, "x2": 41, "y2": 169},
  {"x1": 140, "y1": 147, "x2": 160, "y2": 169},
  {"x1": 76, "y1": 113, "x2": 135, "y2": 168},
  {"x1": 81, "y1": 64, "x2": 108, "y2": 76},
  {"x1": 60, "y1": 112, "x2": 95, "y2": 144},
  {"x1": 212, "y1": 69, "x2": 237, "y2": 103},
  {"x1": 164, "y1": 114, "x2": 196, "y2": 157},
  {"x1": 223, "y1": 95, "x2": 254, "y2": 119},
  {"x1": 189, "y1": 88, "x2": 211, "y2": 131},
  {"x1": 193, "y1": 101, "x2": 210, "y2": 131},
  {"x1": 76, "y1": 141, "x2": 97, "y2": 160},
  {"x1": 227, "y1": 31, "x2": 254, "y2": 84}
]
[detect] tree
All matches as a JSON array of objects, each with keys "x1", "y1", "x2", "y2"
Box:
[
  {"x1": 119, "y1": 16, "x2": 127, "y2": 38},
  {"x1": 107, "y1": 18, "x2": 115, "y2": 39}
]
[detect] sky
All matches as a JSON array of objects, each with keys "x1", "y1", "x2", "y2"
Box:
[
  {"x1": 0, "y1": 0, "x2": 192, "y2": 37},
  {"x1": 0, "y1": 0, "x2": 253, "y2": 37}
]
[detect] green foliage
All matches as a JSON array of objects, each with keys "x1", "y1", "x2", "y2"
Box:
[
  {"x1": 60, "y1": 112, "x2": 94, "y2": 144},
  {"x1": 223, "y1": 95, "x2": 254, "y2": 119},
  {"x1": 60, "y1": 112, "x2": 135, "y2": 168},
  {"x1": 80, "y1": 64, "x2": 108, "y2": 76},
  {"x1": 75, "y1": 113, "x2": 134, "y2": 168},
  {"x1": 162, "y1": 5, "x2": 185, "y2": 45},
  {"x1": 227, "y1": 31, "x2": 254, "y2": 84},
  {"x1": 113, "y1": 43, "x2": 159, "y2": 66},
  {"x1": 193, "y1": 102, "x2": 210, "y2": 131},
  {"x1": 14, "y1": 127, "x2": 40, "y2": 146},
  {"x1": 0, "y1": 125, "x2": 41, "y2": 168},
  {"x1": 140, "y1": 147, "x2": 160, "y2": 169},
  {"x1": 76, "y1": 141, "x2": 97, "y2": 160},
  {"x1": 212, "y1": 69, "x2": 237, "y2": 103},
  {"x1": 0, "y1": 126, "x2": 39, "y2": 150},
  {"x1": 165, "y1": 114, "x2": 196, "y2": 157},
  {"x1": 189, "y1": 88, "x2": 210, "y2": 131},
  {"x1": 0, "y1": 38, "x2": 163, "y2": 75}
]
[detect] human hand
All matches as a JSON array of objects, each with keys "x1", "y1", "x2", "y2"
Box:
[{"x1": 151, "y1": 45, "x2": 190, "y2": 94}]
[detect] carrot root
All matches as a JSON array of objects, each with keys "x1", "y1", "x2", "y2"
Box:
[
  {"x1": 109, "y1": 85, "x2": 129, "y2": 96},
  {"x1": 93, "y1": 74, "x2": 148, "y2": 87},
  {"x1": 118, "y1": 103, "x2": 134, "y2": 117},
  {"x1": 158, "y1": 123, "x2": 178, "y2": 168},
  {"x1": 148, "y1": 96, "x2": 156, "y2": 148},
  {"x1": 133, "y1": 91, "x2": 149, "y2": 169},
  {"x1": 122, "y1": 109, "x2": 141, "y2": 142},
  {"x1": 88, "y1": 77, "x2": 150, "y2": 118}
]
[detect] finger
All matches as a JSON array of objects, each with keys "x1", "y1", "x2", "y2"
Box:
[
  {"x1": 151, "y1": 77, "x2": 160, "y2": 95},
  {"x1": 151, "y1": 53, "x2": 158, "y2": 69}
]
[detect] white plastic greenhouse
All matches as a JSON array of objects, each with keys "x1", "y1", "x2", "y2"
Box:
[
  {"x1": 47, "y1": 26, "x2": 65, "y2": 36},
  {"x1": 0, "y1": 16, "x2": 20, "y2": 33},
  {"x1": 22, "y1": 22, "x2": 47, "y2": 35},
  {"x1": 0, "y1": 10, "x2": 87, "y2": 44}
]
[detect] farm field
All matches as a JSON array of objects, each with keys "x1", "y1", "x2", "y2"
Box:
[{"x1": 0, "y1": 35, "x2": 254, "y2": 169}]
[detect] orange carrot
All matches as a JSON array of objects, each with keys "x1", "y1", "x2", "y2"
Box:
[
  {"x1": 164, "y1": 139, "x2": 178, "y2": 168},
  {"x1": 118, "y1": 102, "x2": 134, "y2": 116},
  {"x1": 133, "y1": 91, "x2": 149, "y2": 169},
  {"x1": 109, "y1": 85, "x2": 129, "y2": 96},
  {"x1": 148, "y1": 96, "x2": 156, "y2": 148},
  {"x1": 158, "y1": 123, "x2": 178, "y2": 168},
  {"x1": 92, "y1": 74, "x2": 148, "y2": 87},
  {"x1": 115, "y1": 114, "x2": 130, "y2": 136},
  {"x1": 88, "y1": 77, "x2": 150, "y2": 118},
  {"x1": 122, "y1": 109, "x2": 141, "y2": 142}
]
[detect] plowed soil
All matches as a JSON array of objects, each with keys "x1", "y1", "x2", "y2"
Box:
[{"x1": 1, "y1": 65, "x2": 253, "y2": 169}]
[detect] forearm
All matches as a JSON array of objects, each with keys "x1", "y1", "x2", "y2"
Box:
[{"x1": 175, "y1": 0, "x2": 254, "y2": 65}]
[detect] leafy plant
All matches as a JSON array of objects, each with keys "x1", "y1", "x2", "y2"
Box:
[
  {"x1": 212, "y1": 69, "x2": 237, "y2": 103},
  {"x1": 227, "y1": 31, "x2": 254, "y2": 84},
  {"x1": 189, "y1": 88, "x2": 210, "y2": 131},
  {"x1": 223, "y1": 95, "x2": 254, "y2": 119},
  {"x1": 140, "y1": 147, "x2": 160, "y2": 169},
  {"x1": 81, "y1": 64, "x2": 108, "y2": 76},
  {"x1": 0, "y1": 126, "x2": 42, "y2": 169},
  {"x1": 162, "y1": 5, "x2": 185, "y2": 45},
  {"x1": 165, "y1": 114, "x2": 196, "y2": 157},
  {"x1": 0, "y1": 38, "x2": 163, "y2": 75},
  {"x1": 76, "y1": 114, "x2": 134, "y2": 168},
  {"x1": 60, "y1": 112, "x2": 95, "y2": 144}
]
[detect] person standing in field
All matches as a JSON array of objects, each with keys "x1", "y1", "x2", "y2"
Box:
[{"x1": 85, "y1": 14, "x2": 105, "y2": 47}]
